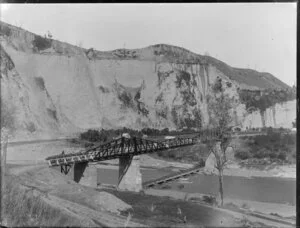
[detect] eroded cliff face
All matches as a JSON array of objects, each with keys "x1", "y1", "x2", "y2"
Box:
[{"x1": 0, "y1": 21, "x2": 295, "y2": 140}]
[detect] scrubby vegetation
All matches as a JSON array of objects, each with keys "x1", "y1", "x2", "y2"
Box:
[
  {"x1": 155, "y1": 143, "x2": 208, "y2": 165},
  {"x1": 175, "y1": 70, "x2": 191, "y2": 88},
  {"x1": 34, "y1": 77, "x2": 46, "y2": 90},
  {"x1": 235, "y1": 130, "x2": 296, "y2": 163},
  {"x1": 2, "y1": 174, "x2": 79, "y2": 226},
  {"x1": 32, "y1": 35, "x2": 52, "y2": 51},
  {"x1": 118, "y1": 91, "x2": 134, "y2": 108},
  {"x1": 25, "y1": 122, "x2": 36, "y2": 133},
  {"x1": 79, "y1": 127, "x2": 198, "y2": 144},
  {"x1": 0, "y1": 24, "x2": 12, "y2": 37},
  {"x1": 238, "y1": 88, "x2": 296, "y2": 114},
  {"x1": 98, "y1": 85, "x2": 110, "y2": 93},
  {"x1": 47, "y1": 108, "x2": 58, "y2": 121}
]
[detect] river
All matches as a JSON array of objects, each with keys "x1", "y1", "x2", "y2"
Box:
[{"x1": 97, "y1": 167, "x2": 296, "y2": 205}]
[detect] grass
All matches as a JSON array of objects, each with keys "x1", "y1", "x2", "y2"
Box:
[
  {"x1": 105, "y1": 189, "x2": 206, "y2": 227},
  {"x1": 103, "y1": 189, "x2": 264, "y2": 227},
  {"x1": 1, "y1": 173, "x2": 81, "y2": 227}
]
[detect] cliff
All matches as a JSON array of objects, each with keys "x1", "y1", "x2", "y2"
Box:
[{"x1": 0, "y1": 21, "x2": 296, "y2": 140}]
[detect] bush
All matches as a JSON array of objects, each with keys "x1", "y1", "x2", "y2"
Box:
[
  {"x1": 0, "y1": 25, "x2": 12, "y2": 36},
  {"x1": 80, "y1": 129, "x2": 101, "y2": 142},
  {"x1": 277, "y1": 152, "x2": 286, "y2": 161},
  {"x1": 26, "y1": 122, "x2": 36, "y2": 133},
  {"x1": 32, "y1": 35, "x2": 52, "y2": 51},
  {"x1": 47, "y1": 109, "x2": 58, "y2": 121},
  {"x1": 235, "y1": 149, "x2": 251, "y2": 160},
  {"x1": 34, "y1": 77, "x2": 46, "y2": 90}
]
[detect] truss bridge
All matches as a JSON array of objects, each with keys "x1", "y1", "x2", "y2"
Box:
[{"x1": 45, "y1": 129, "x2": 222, "y2": 191}]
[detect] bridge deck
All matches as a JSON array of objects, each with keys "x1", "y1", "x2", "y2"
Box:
[{"x1": 45, "y1": 136, "x2": 201, "y2": 167}]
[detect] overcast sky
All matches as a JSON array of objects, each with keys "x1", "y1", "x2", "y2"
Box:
[{"x1": 1, "y1": 3, "x2": 297, "y2": 86}]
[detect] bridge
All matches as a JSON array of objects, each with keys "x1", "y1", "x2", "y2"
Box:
[{"x1": 45, "y1": 130, "x2": 222, "y2": 191}]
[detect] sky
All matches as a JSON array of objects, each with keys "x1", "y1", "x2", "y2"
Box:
[{"x1": 0, "y1": 3, "x2": 297, "y2": 86}]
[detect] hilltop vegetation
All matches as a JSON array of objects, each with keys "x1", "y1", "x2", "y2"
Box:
[
  {"x1": 238, "y1": 88, "x2": 296, "y2": 114},
  {"x1": 235, "y1": 129, "x2": 296, "y2": 165},
  {"x1": 79, "y1": 127, "x2": 198, "y2": 144}
]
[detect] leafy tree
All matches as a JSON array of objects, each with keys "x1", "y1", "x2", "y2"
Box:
[{"x1": 205, "y1": 79, "x2": 234, "y2": 206}]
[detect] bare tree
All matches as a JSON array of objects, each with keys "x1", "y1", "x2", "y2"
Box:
[{"x1": 206, "y1": 78, "x2": 235, "y2": 206}]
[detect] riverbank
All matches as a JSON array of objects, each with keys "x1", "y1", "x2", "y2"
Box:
[
  {"x1": 139, "y1": 154, "x2": 296, "y2": 179},
  {"x1": 5, "y1": 163, "x2": 254, "y2": 227},
  {"x1": 205, "y1": 162, "x2": 296, "y2": 179},
  {"x1": 142, "y1": 188, "x2": 295, "y2": 226}
]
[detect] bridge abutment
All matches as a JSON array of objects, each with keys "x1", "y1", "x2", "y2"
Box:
[{"x1": 118, "y1": 155, "x2": 142, "y2": 192}]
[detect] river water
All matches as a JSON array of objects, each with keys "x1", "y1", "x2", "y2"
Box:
[{"x1": 97, "y1": 167, "x2": 296, "y2": 205}]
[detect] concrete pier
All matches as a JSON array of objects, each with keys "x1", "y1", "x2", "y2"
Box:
[
  {"x1": 73, "y1": 162, "x2": 97, "y2": 187},
  {"x1": 118, "y1": 155, "x2": 142, "y2": 192}
]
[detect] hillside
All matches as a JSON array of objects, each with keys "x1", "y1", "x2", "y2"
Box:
[{"x1": 0, "y1": 21, "x2": 295, "y2": 141}]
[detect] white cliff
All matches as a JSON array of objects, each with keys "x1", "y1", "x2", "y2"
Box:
[{"x1": 0, "y1": 21, "x2": 295, "y2": 140}]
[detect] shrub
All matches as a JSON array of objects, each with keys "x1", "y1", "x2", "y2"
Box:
[
  {"x1": 118, "y1": 92, "x2": 133, "y2": 108},
  {"x1": 80, "y1": 129, "x2": 101, "y2": 142},
  {"x1": 34, "y1": 77, "x2": 46, "y2": 90},
  {"x1": 32, "y1": 35, "x2": 52, "y2": 51},
  {"x1": 226, "y1": 82, "x2": 232, "y2": 88},
  {"x1": 277, "y1": 152, "x2": 286, "y2": 161},
  {"x1": 47, "y1": 109, "x2": 58, "y2": 121},
  {"x1": 235, "y1": 149, "x2": 251, "y2": 160},
  {"x1": 0, "y1": 25, "x2": 12, "y2": 36},
  {"x1": 202, "y1": 195, "x2": 217, "y2": 205},
  {"x1": 26, "y1": 122, "x2": 36, "y2": 133}
]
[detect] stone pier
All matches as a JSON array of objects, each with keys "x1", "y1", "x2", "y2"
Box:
[
  {"x1": 118, "y1": 155, "x2": 142, "y2": 192},
  {"x1": 54, "y1": 162, "x2": 97, "y2": 187}
]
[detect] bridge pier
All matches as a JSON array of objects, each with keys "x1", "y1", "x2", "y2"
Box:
[
  {"x1": 56, "y1": 162, "x2": 97, "y2": 187},
  {"x1": 118, "y1": 155, "x2": 142, "y2": 192},
  {"x1": 73, "y1": 162, "x2": 97, "y2": 187}
]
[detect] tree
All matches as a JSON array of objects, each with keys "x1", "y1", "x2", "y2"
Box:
[
  {"x1": 292, "y1": 119, "x2": 296, "y2": 128},
  {"x1": 206, "y1": 79, "x2": 234, "y2": 206}
]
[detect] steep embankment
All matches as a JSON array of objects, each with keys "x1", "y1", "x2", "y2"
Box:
[
  {"x1": 3, "y1": 164, "x2": 145, "y2": 227},
  {"x1": 0, "y1": 21, "x2": 295, "y2": 140}
]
